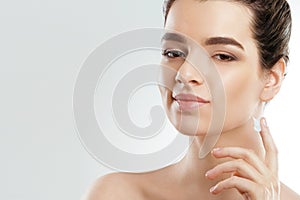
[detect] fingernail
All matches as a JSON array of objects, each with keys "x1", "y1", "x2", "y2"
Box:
[
  {"x1": 252, "y1": 117, "x2": 261, "y2": 132},
  {"x1": 205, "y1": 170, "x2": 211, "y2": 177},
  {"x1": 210, "y1": 185, "x2": 217, "y2": 193},
  {"x1": 262, "y1": 118, "x2": 268, "y2": 127},
  {"x1": 211, "y1": 148, "x2": 221, "y2": 154}
]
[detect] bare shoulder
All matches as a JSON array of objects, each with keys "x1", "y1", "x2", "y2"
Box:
[
  {"x1": 281, "y1": 182, "x2": 300, "y2": 200},
  {"x1": 82, "y1": 165, "x2": 175, "y2": 200},
  {"x1": 82, "y1": 172, "x2": 145, "y2": 200}
]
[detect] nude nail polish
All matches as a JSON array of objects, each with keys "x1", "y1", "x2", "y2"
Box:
[{"x1": 252, "y1": 117, "x2": 261, "y2": 132}]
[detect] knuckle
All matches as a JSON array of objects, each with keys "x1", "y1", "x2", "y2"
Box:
[
  {"x1": 244, "y1": 149, "x2": 254, "y2": 159},
  {"x1": 267, "y1": 143, "x2": 278, "y2": 154},
  {"x1": 236, "y1": 159, "x2": 244, "y2": 165},
  {"x1": 248, "y1": 149, "x2": 256, "y2": 155},
  {"x1": 231, "y1": 159, "x2": 243, "y2": 172},
  {"x1": 229, "y1": 175, "x2": 239, "y2": 184},
  {"x1": 270, "y1": 146, "x2": 278, "y2": 155}
]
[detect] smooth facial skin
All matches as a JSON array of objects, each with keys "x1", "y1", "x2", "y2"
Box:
[
  {"x1": 160, "y1": 0, "x2": 268, "y2": 137},
  {"x1": 84, "y1": 1, "x2": 300, "y2": 199}
]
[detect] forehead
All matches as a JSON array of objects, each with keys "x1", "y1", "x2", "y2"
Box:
[{"x1": 165, "y1": 0, "x2": 254, "y2": 46}]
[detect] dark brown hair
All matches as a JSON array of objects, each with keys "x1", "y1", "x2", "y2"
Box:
[{"x1": 163, "y1": 0, "x2": 292, "y2": 71}]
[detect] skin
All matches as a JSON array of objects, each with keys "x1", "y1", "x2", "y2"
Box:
[{"x1": 84, "y1": 0, "x2": 300, "y2": 199}]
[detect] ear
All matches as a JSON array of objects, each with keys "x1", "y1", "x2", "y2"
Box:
[{"x1": 260, "y1": 58, "x2": 286, "y2": 102}]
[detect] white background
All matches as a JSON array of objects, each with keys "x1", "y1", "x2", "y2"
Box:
[{"x1": 0, "y1": 1, "x2": 299, "y2": 200}]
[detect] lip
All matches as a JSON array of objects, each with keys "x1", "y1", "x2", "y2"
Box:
[{"x1": 173, "y1": 93, "x2": 210, "y2": 111}]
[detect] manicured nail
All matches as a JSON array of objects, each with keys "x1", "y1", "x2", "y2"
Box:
[
  {"x1": 205, "y1": 170, "x2": 211, "y2": 177},
  {"x1": 210, "y1": 185, "x2": 217, "y2": 193},
  {"x1": 252, "y1": 117, "x2": 261, "y2": 132},
  {"x1": 212, "y1": 148, "x2": 221, "y2": 154},
  {"x1": 262, "y1": 118, "x2": 268, "y2": 127}
]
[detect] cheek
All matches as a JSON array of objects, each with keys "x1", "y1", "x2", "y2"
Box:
[
  {"x1": 159, "y1": 86, "x2": 171, "y2": 109},
  {"x1": 159, "y1": 88, "x2": 181, "y2": 131},
  {"x1": 221, "y1": 67, "x2": 262, "y2": 129}
]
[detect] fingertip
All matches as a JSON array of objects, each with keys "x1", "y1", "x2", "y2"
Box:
[
  {"x1": 260, "y1": 117, "x2": 268, "y2": 129},
  {"x1": 205, "y1": 171, "x2": 215, "y2": 180},
  {"x1": 210, "y1": 185, "x2": 218, "y2": 194},
  {"x1": 211, "y1": 148, "x2": 222, "y2": 154}
]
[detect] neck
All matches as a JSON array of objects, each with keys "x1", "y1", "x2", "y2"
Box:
[{"x1": 174, "y1": 117, "x2": 265, "y2": 198}]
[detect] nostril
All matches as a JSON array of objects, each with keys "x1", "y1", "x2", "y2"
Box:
[{"x1": 190, "y1": 80, "x2": 199, "y2": 84}]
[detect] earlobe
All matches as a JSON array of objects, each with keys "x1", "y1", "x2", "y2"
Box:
[{"x1": 260, "y1": 58, "x2": 286, "y2": 102}]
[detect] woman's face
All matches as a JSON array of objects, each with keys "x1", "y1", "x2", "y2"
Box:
[{"x1": 160, "y1": 0, "x2": 266, "y2": 135}]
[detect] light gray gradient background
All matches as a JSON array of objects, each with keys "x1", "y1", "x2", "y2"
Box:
[{"x1": 0, "y1": 1, "x2": 299, "y2": 200}]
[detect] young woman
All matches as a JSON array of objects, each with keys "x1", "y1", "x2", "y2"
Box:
[{"x1": 85, "y1": 0, "x2": 300, "y2": 199}]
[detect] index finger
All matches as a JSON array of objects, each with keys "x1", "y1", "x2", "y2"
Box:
[{"x1": 259, "y1": 117, "x2": 278, "y2": 174}]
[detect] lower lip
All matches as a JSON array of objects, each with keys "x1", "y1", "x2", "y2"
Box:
[{"x1": 175, "y1": 100, "x2": 208, "y2": 111}]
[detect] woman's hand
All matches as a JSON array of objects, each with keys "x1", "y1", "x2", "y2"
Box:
[{"x1": 205, "y1": 118, "x2": 280, "y2": 200}]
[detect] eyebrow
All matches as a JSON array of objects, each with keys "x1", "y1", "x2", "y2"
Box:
[
  {"x1": 204, "y1": 37, "x2": 244, "y2": 51},
  {"x1": 161, "y1": 32, "x2": 187, "y2": 44},
  {"x1": 161, "y1": 33, "x2": 245, "y2": 51}
]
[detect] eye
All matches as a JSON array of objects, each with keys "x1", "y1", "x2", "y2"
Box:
[
  {"x1": 213, "y1": 53, "x2": 236, "y2": 62},
  {"x1": 162, "y1": 49, "x2": 186, "y2": 59}
]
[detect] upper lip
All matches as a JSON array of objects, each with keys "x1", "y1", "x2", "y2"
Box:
[{"x1": 173, "y1": 93, "x2": 210, "y2": 103}]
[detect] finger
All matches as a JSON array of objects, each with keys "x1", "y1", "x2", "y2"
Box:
[
  {"x1": 211, "y1": 147, "x2": 268, "y2": 175},
  {"x1": 210, "y1": 176, "x2": 258, "y2": 198},
  {"x1": 260, "y1": 117, "x2": 278, "y2": 174},
  {"x1": 205, "y1": 159, "x2": 264, "y2": 183}
]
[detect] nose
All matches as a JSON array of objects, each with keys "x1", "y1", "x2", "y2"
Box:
[{"x1": 175, "y1": 60, "x2": 204, "y2": 86}]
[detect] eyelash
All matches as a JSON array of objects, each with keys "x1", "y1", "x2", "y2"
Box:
[
  {"x1": 212, "y1": 53, "x2": 237, "y2": 62},
  {"x1": 162, "y1": 49, "x2": 237, "y2": 62},
  {"x1": 161, "y1": 49, "x2": 186, "y2": 59}
]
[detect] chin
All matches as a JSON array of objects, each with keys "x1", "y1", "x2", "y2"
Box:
[
  {"x1": 176, "y1": 125, "x2": 209, "y2": 136},
  {"x1": 163, "y1": 103, "x2": 211, "y2": 136},
  {"x1": 167, "y1": 111, "x2": 210, "y2": 136}
]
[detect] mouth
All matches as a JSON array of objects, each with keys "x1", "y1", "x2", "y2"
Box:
[{"x1": 173, "y1": 93, "x2": 210, "y2": 111}]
